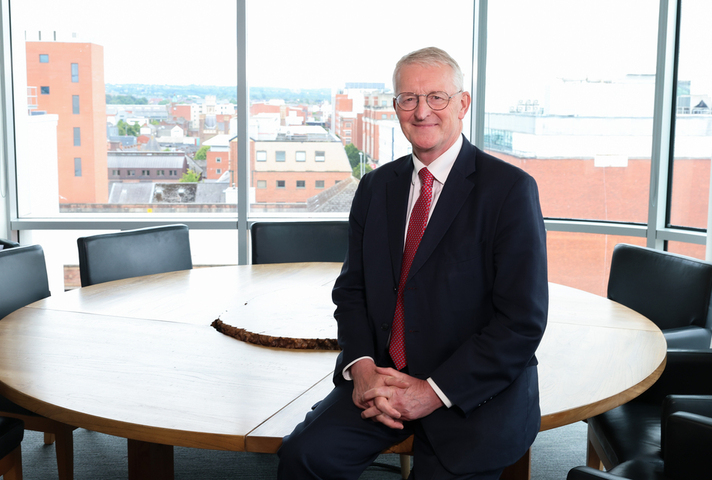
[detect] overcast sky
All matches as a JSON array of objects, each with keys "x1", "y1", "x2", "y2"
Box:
[{"x1": 12, "y1": 0, "x2": 711, "y2": 108}]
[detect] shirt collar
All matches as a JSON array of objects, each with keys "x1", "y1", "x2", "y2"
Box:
[{"x1": 411, "y1": 134, "x2": 463, "y2": 185}]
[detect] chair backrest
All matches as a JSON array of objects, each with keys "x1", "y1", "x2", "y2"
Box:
[
  {"x1": 0, "y1": 244, "x2": 51, "y2": 319},
  {"x1": 0, "y1": 239, "x2": 20, "y2": 250},
  {"x1": 251, "y1": 221, "x2": 348, "y2": 264},
  {"x1": 608, "y1": 243, "x2": 712, "y2": 331},
  {"x1": 77, "y1": 224, "x2": 192, "y2": 287}
]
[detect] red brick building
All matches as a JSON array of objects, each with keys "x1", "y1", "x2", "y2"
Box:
[{"x1": 26, "y1": 41, "x2": 108, "y2": 203}]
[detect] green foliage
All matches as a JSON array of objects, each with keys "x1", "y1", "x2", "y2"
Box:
[
  {"x1": 352, "y1": 164, "x2": 373, "y2": 180},
  {"x1": 117, "y1": 119, "x2": 141, "y2": 137},
  {"x1": 179, "y1": 169, "x2": 202, "y2": 183},
  {"x1": 194, "y1": 145, "x2": 210, "y2": 160},
  {"x1": 106, "y1": 94, "x2": 148, "y2": 105},
  {"x1": 344, "y1": 143, "x2": 362, "y2": 169}
]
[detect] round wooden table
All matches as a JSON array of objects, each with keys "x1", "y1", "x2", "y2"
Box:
[{"x1": 0, "y1": 263, "x2": 666, "y2": 479}]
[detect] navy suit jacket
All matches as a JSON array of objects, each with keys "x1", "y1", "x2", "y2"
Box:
[{"x1": 332, "y1": 137, "x2": 548, "y2": 473}]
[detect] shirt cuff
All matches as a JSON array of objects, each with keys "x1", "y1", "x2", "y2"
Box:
[
  {"x1": 427, "y1": 377, "x2": 452, "y2": 408},
  {"x1": 342, "y1": 356, "x2": 374, "y2": 381}
]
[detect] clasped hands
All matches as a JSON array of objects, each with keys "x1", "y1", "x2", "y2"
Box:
[{"x1": 350, "y1": 359, "x2": 443, "y2": 429}]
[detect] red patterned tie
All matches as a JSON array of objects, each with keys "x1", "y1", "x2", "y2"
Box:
[{"x1": 389, "y1": 167, "x2": 434, "y2": 370}]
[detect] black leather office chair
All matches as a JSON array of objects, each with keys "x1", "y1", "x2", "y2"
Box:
[
  {"x1": 77, "y1": 224, "x2": 193, "y2": 287},
  {"x1": 0, "y1": 239, "x2": 19, "y2": 250},
  {"x1": 0, "y1": 245, "x2": 76, "y2": 480},
  {"x1": 585, "y1": 349, "x2": 712, "y2": 476},
  {"x1": 607, "y1": 243, "x2": 712, "y2": 349},
  {"x1": 0, "y1": 417, "x2": 24, "y2": 479},
  {"x1": 250, "y1": 221, "x2": 348, "y2": 264},
  {"x1": 571, "y1": 394, "x2": 712, "y2": 480}
]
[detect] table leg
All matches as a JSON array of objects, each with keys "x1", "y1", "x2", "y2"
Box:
[
  {"x1": 500, "y1": 448, "x2": 531, "y2": 480},
  {"x1": 127, "y1": 439, "x2": 174, "y2": 480}
]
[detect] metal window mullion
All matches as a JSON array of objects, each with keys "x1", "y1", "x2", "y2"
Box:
[
  {"x1": 647, "y1": 0, "x2": 679, "y2": 250},
  {"x1": 237, "y1": 0, "x2": 249, "y2": 264},
  {"x1": 470, "y1": 0, "x2": 487, "y2": 147}
]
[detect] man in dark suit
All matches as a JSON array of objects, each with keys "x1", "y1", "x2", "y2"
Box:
[{"x1": 278, "y1": 47, "x2": 548, "y2": 480}]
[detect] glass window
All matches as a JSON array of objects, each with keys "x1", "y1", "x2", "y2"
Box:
[
  {"x1": 216, "y1": 157, "x2": 222, "y2": 163},
  {"x1": 315, "y1": 180, "x2": 325, "y2": 189},
  {"x1": 276, "y1": 151, "x2": 286, "y2": 162},
  {"x1": 256, "y1": 151, "x2": 267, "y2": 162},
  {"x1": 141, "y1": 170, "x2": 150, "y2": 176},
  {"x1": 247, "y1": 0, "x2": 474, "y2": 214},
  {"x1": 40, "y1": 86, "x2": 49, "y2": 94},
  {"x1": 39, "y1": 53, "x2": 48, "y2": 63},
  {"x1": 111, "y1": 169, "x2": 120, "y2": 176},
  {"x1": 128, "y1": 170, "x2": 135, "y2": 176},
  {"x1": 257, "y1": 180, "x2": 267, "y2": 188},
  {"x1": 216, "y1": 168, "x2": 222, "y2": 174},
  {"x1": 73, "y1": 127, "x2": 80, "y2": 146},
  {"x1": 485, "y1": 0, "x2": 659, "y2": 223},
  {"x1": 276, "y1": 180, "x2": 285, "y2": 188},
  {"x1": 72, "y1": 94, "x2": 79, "y2": 114},
  {"x1": 668, "y1": 0, "x2": 712, "y2": 229},
  {"x1": 157, "y1": 170, "x2": 165, "y2": 176},
  {"x1": 296, "y1": 180, "x2": 305, "y2": 188},
  {"x1": 74, "y1": 157, "x2": 81, "y2": 176},
  {"x1": 71, "y1": 62, "x2": 78, "y2": 82}
]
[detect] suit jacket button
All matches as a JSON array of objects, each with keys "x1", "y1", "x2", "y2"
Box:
[{"x1": 381, "y1": 323, "x2": 390, "y2": 331}]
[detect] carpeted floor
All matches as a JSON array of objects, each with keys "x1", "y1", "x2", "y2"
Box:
[{"x1": 18, "y1": 421, "x2": 588, "y2": 479}]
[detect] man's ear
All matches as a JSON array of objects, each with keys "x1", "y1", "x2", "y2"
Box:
[{"x1": 458, "y1": 92, "x2": 472, "y2": 120}]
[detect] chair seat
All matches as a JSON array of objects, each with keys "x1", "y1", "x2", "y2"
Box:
[
  {"x1": 587, "y1": 402, "x2": 661, "y2": 468},
  {"x1": 0, "y1": 417, "x2": 24, "y2": 459}
]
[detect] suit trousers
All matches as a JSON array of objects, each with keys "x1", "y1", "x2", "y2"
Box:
[{"x1": 276, "y1": 381, "x2": 505, "y2": 480}]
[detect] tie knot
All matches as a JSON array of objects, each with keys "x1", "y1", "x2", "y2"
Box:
[{"x1": 419, "y1": 167, "x2": 434, "y2": 187}]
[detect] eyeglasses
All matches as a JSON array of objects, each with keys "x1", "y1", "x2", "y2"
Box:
[{"x1": 394, "y1": 91, "x2": 462, "y2": 111}]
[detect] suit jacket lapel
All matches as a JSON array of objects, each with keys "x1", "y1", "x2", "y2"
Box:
[
  {"x1": 407, "y1": 139, "x2": 478, "y2": 281},
  {"x1": 386, "y1": 157, "x2": 414, "y2": 285}
]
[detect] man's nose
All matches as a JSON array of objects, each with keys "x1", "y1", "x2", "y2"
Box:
[{"x1": 414, "y1": 95, "x2": 432, "y2": 119}]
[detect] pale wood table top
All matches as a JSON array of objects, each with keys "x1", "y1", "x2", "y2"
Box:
[{"x1": 0, "y1": 263, "x2": 666, "y2": 456}]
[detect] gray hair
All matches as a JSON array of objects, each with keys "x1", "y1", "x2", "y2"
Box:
[{"x1": 392, "y1": 47, "x2": 464, "y2": 93}]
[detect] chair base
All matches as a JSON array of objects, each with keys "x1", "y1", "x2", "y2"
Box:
[{"x1": 0, "y1": 445, "x2": 23, "y2": 480}]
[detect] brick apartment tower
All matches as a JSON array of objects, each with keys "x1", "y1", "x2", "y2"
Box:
[{"x1": 26, "y1": 41, "x2": 108, "y2": 204}]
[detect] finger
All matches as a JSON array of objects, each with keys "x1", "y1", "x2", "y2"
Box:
[
  {"x1": 383, "y1": 377, "x2": 410, "y2": 388},
  {"x1": 374, "y1": 366, "x2": 401, "y2": 377},
  {"x1": 360, "y1": 404, "x2": 382, "y2": 420},
  {"x1": 373, "y1": 413, "x2": 404, "y2": 430},
  {"x1": 373, "y1": 396, "x2": 401, "y2": 419}
]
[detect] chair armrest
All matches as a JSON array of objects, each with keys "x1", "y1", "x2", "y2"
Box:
[
  {"x1": 567, "y1": 466, "x2": 622, "y2": 480},
  {"x1": 636, "y1": 349, "x2": 712, "y2": 404},
  {"x1": 661, "y1": 395, "x2": 712, "y2": 452},
  {"x1": 664, "y1": 411, "x2": 712, "y2": 479}
]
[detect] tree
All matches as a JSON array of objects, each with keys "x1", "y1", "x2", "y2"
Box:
[
  {"x1": 179, "y1": 169, "x2": 201, "y2": 183},
  {"x1": 194, "y1": 145, "x2": 210, "y2": 160},
  {"x1": 117, "y1": 119, "x2": 140, "y2": 137},
  {"x1": 352, "y1": 164, "x2": 373, "y2": 180},
  {"x1": 344, "y1": 143, "x2": 361, "y2": 169}
]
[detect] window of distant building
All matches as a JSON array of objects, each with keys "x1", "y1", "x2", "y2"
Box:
[
  {"x1": 40, "y1": 86, "x2": 49, "y2": 95},
  {"x1": 257, "y1": 180, "x2": 267, "y2": 189},
  {"x1": 39, "y1": 54, "x2": 49, "y2": 63},
  {"x1": 112, "y1": 169, "x2": 120, "y2": 176},
  {"x1": 381, "y1": 114, "x2": 387, "y2": 119},
  {"x1": 72, "y1": 95, "x2": 79, "y2": 114},
  {"x1": 73, "y1": 127, "x2": 80, "y2": 146},
  {"x1": 256, "y1": 151, "x2": 267, "y2": 162},
  {"x1": 141, "y1": 170, "x2": 150, "y2": 176},
  {"x1": 315, "y1": 180, "x2": 325, "y2": 189},
  {"x1": 296, "y1": 151, "x2": 306, "y2": 162},
  {"x1": 74, "y1": 158, "x2": 81, "y2": 176},
  {"x1": 157, "y1": 170, "x2": 165, "y2": 176},
  {"x1": 296, "y1": 180, "x2": 305, "y2": 188},
  {"x1": 71, "y1": 63, "x2": 79, "y2": 82},
  {"x1": 216, "y1": 168, "x2": 222, "y2": 174},
  {"x1": 216, "y1": 157, "x2": 222, "y2": 163},
  {"x1": 276, "y1": 180, "x2": 285, "y2": 188},
  {"x1": 345, "y1": 122, "x2": 352, "y2": 128},
  {"x1": 315, "y1": 151, "x2": 325, "y2": 162},
  {"x1": 169, "y1": 170, "x2": 178, "y2": 176},
  {"x1": 128, "y1": 170, "x2": 136, "y2": 176},
  {"x1": 276, "y1": 151, "x2": 286, "y2": 162}
]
